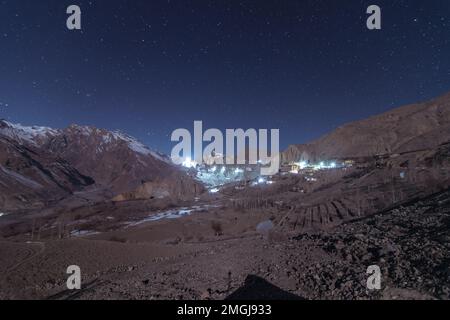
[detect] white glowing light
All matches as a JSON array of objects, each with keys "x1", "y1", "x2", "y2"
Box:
[
  {"x1": 210, "y1": 166, "x2": 217, "y2": 172},
  {"x1": 182, "y1": 157, "x2": 197, "y2": 168},
  {"x1": 234, "y1": 168, "x2": 243, "y2": 174},
  {"x1": 209, "y1": 188, "x2": 220, "y2": 193},
  {"x1": 330, "y1": 162, "x2": 336, "y2": 168},
  {"x1": 296, "y1": 161, "x2": 307, "y2": 169},
  {"x1": 220, "y1": 166, "x2": 226, "y2": 174},
  {"x1": 258, "y1": 177, "x2": 265, "y2": 184}
]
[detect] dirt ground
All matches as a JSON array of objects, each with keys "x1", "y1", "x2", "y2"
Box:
[{"x1": 0, "y1": 187, "x2": 448, "y2": 300}]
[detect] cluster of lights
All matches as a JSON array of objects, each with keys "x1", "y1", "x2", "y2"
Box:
[
  {"x1": 251, "y1": 177, "x2": 275, "y2": 186},
  {"x1": 313, "y1": 161, "x2": 337, "y2": 170},
  {"x1": 292, "y1": 160, "x2": 338, "y2": 172},
  {"x1": 193, "y1": 162, "x2": 248, "y2": 187},
  {"x1": 297, "y1": 161, "x2": 307, "y2": 169}
]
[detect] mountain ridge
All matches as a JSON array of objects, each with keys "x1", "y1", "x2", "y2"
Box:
[
  {"x1": 282, "y1": 90, "x2": 450, "y2": 163},
  {"x1": 0, "y1": 120, "x2": 203, "y2": 211}
]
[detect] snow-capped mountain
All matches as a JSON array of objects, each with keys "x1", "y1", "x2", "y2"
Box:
[
  {"x1": 0, "y1": 120, "x2": 58, "y2": 145},
  {"x1": 0, "y1": 126, "x2": 94, "y2": 211},
  {"x1": 0, "y1": 120, "x2": 169, "y2": 161},
  {"x1": 0, "y1": 120, "x2": 203, "y2": 211}
]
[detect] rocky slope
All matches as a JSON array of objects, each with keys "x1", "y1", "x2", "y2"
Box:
[
  {"x1": 0, "y1": 120, "x2": 203, "y2": 211},
  {"x1": 1, "y1": 187, "x2": 447, "y2": 300},
  {"x1": 0, "y1": 134, "x2": 94, "y2": 211},
  {"x1": 282, "y1": 91, "x2": 450, "y2": 163},
  {"x1": 43, "y1": 124, "x2": 194, "y2": 195}
]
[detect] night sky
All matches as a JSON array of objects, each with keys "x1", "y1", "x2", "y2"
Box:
[{"x1": 0, "y1": 0, "x2": 449, "y2": 153}]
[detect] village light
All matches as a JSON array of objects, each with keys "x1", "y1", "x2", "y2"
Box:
[{"x1": 182, "y1": 157, "x2": 197, "y2": 168}]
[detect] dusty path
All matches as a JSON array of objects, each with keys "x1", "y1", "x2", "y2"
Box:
[{"x1": 1, "y1": 241, "x2": 45, "y2": 275}]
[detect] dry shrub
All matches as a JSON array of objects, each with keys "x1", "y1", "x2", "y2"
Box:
[
  {"x1": 109, "y1": 235, "x2": 127, "y2": 243},
  {"x1": 211, "y1": 221, "x2": 223, "y2": 236}
]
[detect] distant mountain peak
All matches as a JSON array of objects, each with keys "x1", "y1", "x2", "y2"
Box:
[
  {"x1": 0, "y1": 120, "x2": 169, "y2": 162},
  {"x1": 0, "y1": 120, "x2": 203, "y2": 210},
  {"x1": 0, "y1": 119, "x2": 58, "y2": 145}
]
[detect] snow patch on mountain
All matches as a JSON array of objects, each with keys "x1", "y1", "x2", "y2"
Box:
[
  {"x1": 1, "y1": 120, "x2": 170, "y2": 163},
  {"x1": 110, "y1": 131, "x2": 168, "y2": 161},
  {"x1": 0, "y1": 120, "x2": 58, "y2": 145}
]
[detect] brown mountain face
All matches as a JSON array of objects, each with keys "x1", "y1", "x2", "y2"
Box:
[
  {"x1": 282, "y1": 91, "x2": 450, "y2": 163},
  {"x1": 0, "y1": 133, "x2": 94, "y2": 211},
  {"x1": 0, "y1": 120, "x2": 203, "y2": 211},
  {"x1": 44, "y1": 124, "x2": 205, "y2": 201},
  {"x1": 44, "y1": 125, "x2": 181, "y2": 192}
]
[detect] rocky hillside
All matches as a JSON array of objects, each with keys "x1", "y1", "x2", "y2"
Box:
[
  {"x1": 43, "y1": 124, "x2": 177, "y2": 193},
  {"x1": 282, "y1": 91, "x2": 450, "y2": 163},
  {"x1": 0, "y1": 120, "x2": 203, "y2": 211},
  {"x1": 0, "y1": 133, "x2": 94, "y2": 211}
]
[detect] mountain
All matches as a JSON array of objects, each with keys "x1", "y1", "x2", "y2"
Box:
[
  {"x1": 282, "y1": 91, "x2": 450, "y2": 163},
  {"x1": 0, "y1": 120, "x2": 203, "y2": 211},
  {"x1": 0, "y1": 122, "x2": 94, "y2": 211},
  {"x1": 44, "y1": 124, "x2": 174, "y2": 192}
]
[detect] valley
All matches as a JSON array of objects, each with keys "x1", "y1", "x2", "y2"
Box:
[{"x1": 0, "y1": 91, "x2": 450, "y2": 300}]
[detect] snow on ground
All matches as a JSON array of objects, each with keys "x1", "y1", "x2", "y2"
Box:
[
  {"x1": 125, "y1": 204, "x2": 219, "y2": 227},
  {"x1": 70, "y1": 230, "x2": 100, "y2": 237},
  {"x1": 126, "y1": 208, "x2": 196, "y2": 227}
]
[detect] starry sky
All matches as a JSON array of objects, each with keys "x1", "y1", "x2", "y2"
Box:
[{"x1": 0, "y1": 0, "x2": 449, "y2": 153}]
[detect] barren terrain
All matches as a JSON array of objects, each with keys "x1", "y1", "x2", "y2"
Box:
[{"x1": 1, "y1": 92, "x2": 450, "y2": 300}]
